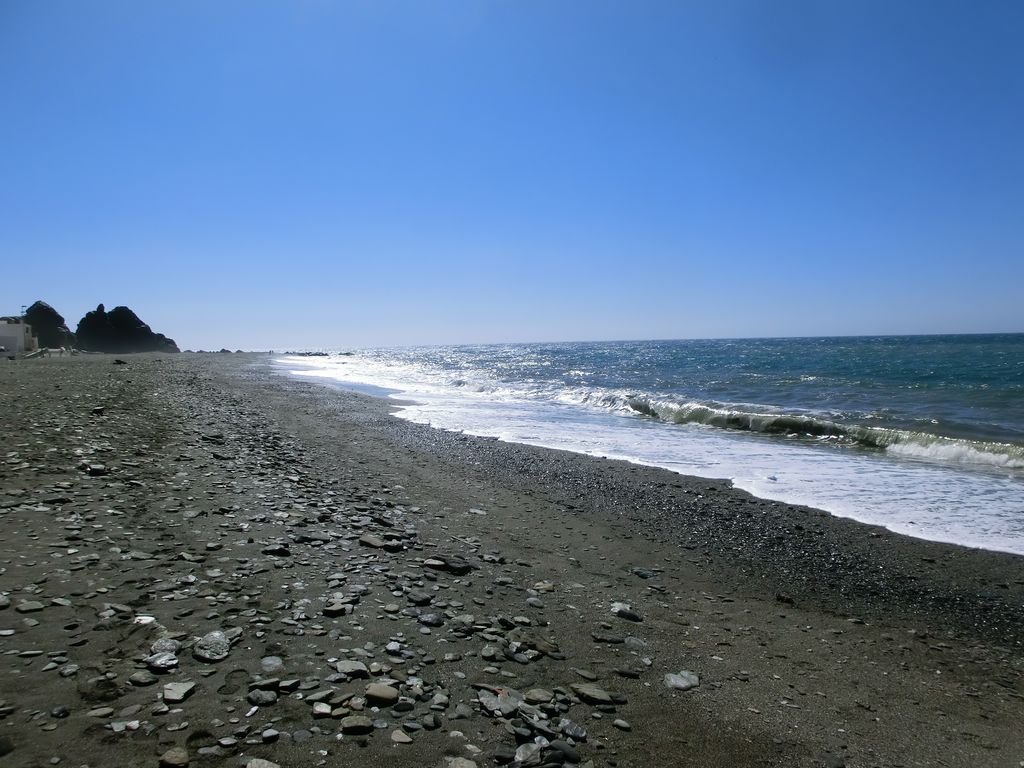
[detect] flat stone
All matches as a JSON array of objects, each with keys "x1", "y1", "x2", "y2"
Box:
[
  {"x1": 664, "y1": 670, "x2": 700, "y2": 691},
  {"x1": 478, "y1": 688, "x2": 524, "y2": 718},
  {"x1": 129, "y1": 670, "x2": 158, "y2": 686},
  {"x1": 145, "y1": 652, "x2": 179, "y2": 671},
  {"x1": 391, "y1": 729, "x2": 413, "y2": 743},
  {"x1": 558, "y1": 718, "x2": 587, "y2": 741},
  {"x1": 629, "y1": 567, "x2": 658, "y2": 579},
  {"x1": 406, "y1": 590, "x2": 433, "y2": 606},
  {"x1": 15, "y1": 601, "x2": 45, "y2": 614},
  {"x1": 339, "y1": 715, "x2": 374, "y2": 735},
  {"x1": 424, "y1": 557, "x2": 474, "y2": 575},
  {"x1": 525, "y1": 688, "x2": 554, "y2": 704},
  {"x1": 245, "y1": 760, "x2": 281, "y2": 768},
  {"x1": 335, "y1": 660, "x2": 369, "y2": 679},
  {"x1": 570, "y1": 683, "x2": 614, "y2": 705},
  {"x1": 365, "y1": 683, "x2": 399, "y2": 707},
  {"x1": 163, "y1": 681, "x2": 197, "y2": 703},
  {"x1": 611, "y1": 602, "x2": 642, "y2": 622},
  {"x1": 159, "y1": 746, "x2": 189, "y2": 767}
]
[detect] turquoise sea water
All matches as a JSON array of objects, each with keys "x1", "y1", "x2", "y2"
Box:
[{"x1": 283, "y1": 334, "x2": 1024, "y2": 554}]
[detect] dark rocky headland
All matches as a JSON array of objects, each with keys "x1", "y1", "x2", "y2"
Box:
[
  {"x1": 74, "y1": 304, "x2": 179, "y2": 353},
  {"x1": 23, "y1": 302, "x2": 75, "y2": 350},
  {"x1": 0, "y1": 353, "x2": 1021, "y2": 768},
  {"x1": 10, "y1": 300, "x2": 179, "y2": 354}
]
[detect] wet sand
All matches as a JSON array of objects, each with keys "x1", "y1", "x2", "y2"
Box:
[{"x1": 1, "y1": 353, "x2": 1021, "y2": 768}]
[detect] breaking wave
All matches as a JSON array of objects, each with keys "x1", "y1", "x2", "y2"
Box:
[
  {"x1": 282, "y1": 350, "x2": 1024, "y2": 473},
  {"x1": 619, "y1": 395, "x2": 1024, "y2": 469}
]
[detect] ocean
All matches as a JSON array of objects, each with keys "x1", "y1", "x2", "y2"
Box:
[{"x1": 281, "y1": 334, "x2": 1024, "y2": 555}]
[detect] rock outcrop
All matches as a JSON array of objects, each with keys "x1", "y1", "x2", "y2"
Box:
[
  {"x1": 75, "y1": 304, "x2": 179, "y2": 353},
  {"x1": 24, "y1": 301, "x2": 75, "y2": 349}
]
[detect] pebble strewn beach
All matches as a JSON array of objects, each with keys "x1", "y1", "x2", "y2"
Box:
[{"x1": 1, "y1": 354, "x2": 1021, "y2": 768}]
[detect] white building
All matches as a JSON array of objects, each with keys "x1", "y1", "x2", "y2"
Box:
[{"x1": 0, "y1": 318, "x2": 38, "y2": 354}]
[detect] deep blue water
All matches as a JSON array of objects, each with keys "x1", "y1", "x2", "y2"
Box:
[{"x1": 283, "y1": 334, "x2": 1024, "y2": 554}]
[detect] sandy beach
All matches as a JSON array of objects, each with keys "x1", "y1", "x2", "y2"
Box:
[{"x1": 1, "y1": 353, "x2": 1021, "y2": 768}]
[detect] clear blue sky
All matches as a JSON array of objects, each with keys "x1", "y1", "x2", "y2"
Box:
[{"x1": 2, "y1": 1, "x2": 1021, "y2": 349}]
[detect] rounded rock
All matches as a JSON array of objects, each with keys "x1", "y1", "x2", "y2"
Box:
[
  {"x1": 193, "y1": 631, "x2": 231, "y2": 662},
  {"x1": 246, "y1": 689, "x2": 278, "y2": 706},
  {"x1": 664, "y1": 670, "x2": 700, "y2": 691}
]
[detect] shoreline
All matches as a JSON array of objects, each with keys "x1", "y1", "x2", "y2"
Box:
[
  {"x1": 1, "y1": 353, "x2": 1021, "y2": 768},
  {"x1": 353, "y1": 394, "x2": 1024, "y2": 558},
  {"x1": 272, "y1": 361, "x2": 1024, "y2": 645},
  {"x1": 278, "y1": 353, "x2": 1024, "y2": 558}
]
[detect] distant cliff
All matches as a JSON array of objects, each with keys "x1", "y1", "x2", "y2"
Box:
[{"x1": 75, "y1": 304, "x2": 180, "y2": 353}]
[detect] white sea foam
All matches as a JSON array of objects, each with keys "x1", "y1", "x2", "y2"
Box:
[{"x1": 885, "y1": 437, "x2": 1024, "y2": 468}]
